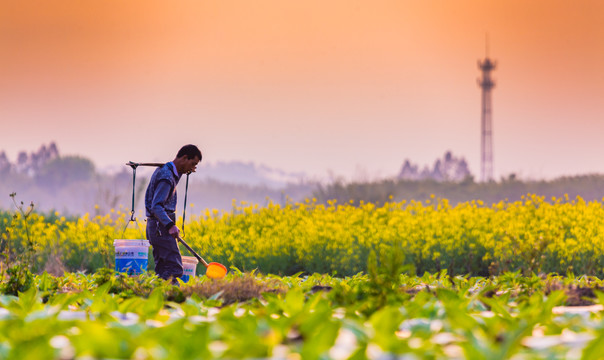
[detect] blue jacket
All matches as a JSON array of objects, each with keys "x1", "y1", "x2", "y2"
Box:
[{"x1": 145, "y1": 162, "x2": 181, "y2": 229}]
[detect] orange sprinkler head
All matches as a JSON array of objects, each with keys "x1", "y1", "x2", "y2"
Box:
[{"x1": 206, "y1": 262, "x2": 227, "y2": 279}]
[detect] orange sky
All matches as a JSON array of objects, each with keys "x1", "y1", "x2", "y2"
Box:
[{"x1": 1, "y1": 0, "x2": 604, "y2": 180}]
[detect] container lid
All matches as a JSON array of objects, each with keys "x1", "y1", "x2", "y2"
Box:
[
  {"x1": 113, "y1": 239, "x2": 150, "y2": 246},
  {"x1": 182, "y1": 256, "x2": 199, "y2": 264}
]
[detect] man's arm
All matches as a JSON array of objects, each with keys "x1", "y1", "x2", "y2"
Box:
[{"x1": 150, "y1": 180, "x2": 177, "y2": 230}]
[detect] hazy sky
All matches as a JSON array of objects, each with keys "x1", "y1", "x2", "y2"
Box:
[{"x1": 1, "y1": 0, "x2": 603, "y2": 181}]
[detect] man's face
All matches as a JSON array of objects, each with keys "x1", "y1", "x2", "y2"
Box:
[{"x1": 184, "y1": 156, "x2": 201, "y2": 174}]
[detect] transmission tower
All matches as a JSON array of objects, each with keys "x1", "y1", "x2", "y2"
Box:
[{"x1": 477, "y1": 41, "x2": 496, "y2": 182}]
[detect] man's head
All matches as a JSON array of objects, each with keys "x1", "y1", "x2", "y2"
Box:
[{"x1": 174, "y1": 144, "x2": 202, "y2": 175}]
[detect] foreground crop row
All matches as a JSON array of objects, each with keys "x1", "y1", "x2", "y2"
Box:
[{"x1": 1, "y1": 271, "x2": 604, "y2": 359}]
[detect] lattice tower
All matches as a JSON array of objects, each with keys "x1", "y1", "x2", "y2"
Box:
[{"x1": 477, "y1": 48, "x2": 496, "y2": 182}]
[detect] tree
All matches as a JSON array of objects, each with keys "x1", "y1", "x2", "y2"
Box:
[
  {"x1": 398, "y1": 151, "x2": 472, "y2": 182},
  {"x1": 0, "y1": 151, "x2": 11, "y2": 178},
  {"x1": 35, "y1": 155, "x2": 96, "y2": 190},
  {"x1": 11, "y1": 142, "x2": 60, "y2": 176}
]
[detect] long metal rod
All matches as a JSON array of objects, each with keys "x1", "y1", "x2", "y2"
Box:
[
  {"x1": 177, "y1": 236, "x2": 209, "y2": 267},
  {"x1": 126, "y1": 161, "x2": 164, "y2": 167}
]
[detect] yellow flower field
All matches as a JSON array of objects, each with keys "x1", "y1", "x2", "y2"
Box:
[{"x1": 2, "y1": 194, "x2": 604, "y2": 277}]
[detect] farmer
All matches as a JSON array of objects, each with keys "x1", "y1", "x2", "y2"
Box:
[{"x1": 145, "y1": 144, "x2": 202, "y2": 282}]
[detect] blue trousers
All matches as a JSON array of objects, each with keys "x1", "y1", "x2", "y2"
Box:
[{"x1": 146, "y1": 218, "x2": 183, "y2": 281}]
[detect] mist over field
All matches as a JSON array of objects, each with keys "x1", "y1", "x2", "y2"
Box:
[
  {"x1": 2, "y1": 142, "x2": 604, "y2": 216},
  {"x1": 0, "y1": 143, "x2": 315, "y2": 215}
]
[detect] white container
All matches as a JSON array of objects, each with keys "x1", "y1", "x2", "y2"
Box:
[
  {"x1": 113, "y1": 239, "x2": 150, "y2": 275},
  {"x1": 181, "y1": 256, "x2": 198, "y2": 282}
]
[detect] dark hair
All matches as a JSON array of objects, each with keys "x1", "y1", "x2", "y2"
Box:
[{"x1": 177, "y1": 144, "x2": 202, "y2": 161}]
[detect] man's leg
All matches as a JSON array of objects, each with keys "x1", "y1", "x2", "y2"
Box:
[{"x1": 147, "y1": 219, "x2": 184, "y2": 281}]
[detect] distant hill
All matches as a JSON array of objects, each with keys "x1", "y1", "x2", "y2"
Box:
[{"x1": 197, "y1": 161, "x2": 307, "y2": 189}]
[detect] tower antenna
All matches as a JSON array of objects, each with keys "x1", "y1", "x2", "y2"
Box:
[{"x1": 477, "y1": 38, "x2": 496, "y2": 182}]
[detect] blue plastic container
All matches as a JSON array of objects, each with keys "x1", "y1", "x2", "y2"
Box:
[{"x1": 113, "y1": 239, "x2": 150, "y2": 275}]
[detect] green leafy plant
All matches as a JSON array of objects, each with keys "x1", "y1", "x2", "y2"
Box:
[
  {"x1": 363, "y1": 239, "x2": 414, "y2": 313},
  {"x1": 8, "y1": 192, "x2": 37, "y2": 265},
  {"x1": 0, "y1": 264, "x2": 34, "y2": 296},
  {"x1": 0, "y1": 193, "x2": 37, "y2": 295}
]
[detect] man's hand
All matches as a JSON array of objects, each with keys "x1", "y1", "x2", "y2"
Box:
[{"x1": 168, "y1": 225, "x2": 180, "y2": 238}]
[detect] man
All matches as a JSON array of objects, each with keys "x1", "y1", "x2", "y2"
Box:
[{"x1": 145, "y1": 144, "x2": 202, "y2": 282}]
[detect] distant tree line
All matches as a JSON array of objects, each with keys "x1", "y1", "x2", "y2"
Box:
[
  {"x1": 0, "y1": 142, "x2": 133, "y2": 215},
  {"x1": 315, "y1": 150, "x2": 604, "y2": 206},
  {"x1": 0, "y1": 143, "x2": 315, "y2": 215},
  {"x1": 0, "y1": 142, "x2": 96, "y2": 188},
  {"x1": 314, "y1": 173, "x2": 604, "y2": 206},
  {"x1": 3, "y1": 143, "x2": 604, "y2": 214},
  {"x1": 399, "y1": 151, "x2": 471, "y2": 182}
]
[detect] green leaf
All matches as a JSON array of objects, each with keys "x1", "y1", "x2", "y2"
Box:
[
  {"x1": 282, "y1": 288, "x2": 305, "y2": 317},
  {"x1": 582, "y1": 330, "x2": 604, "y2": 360},
  {"x1": 141, "y1": 287, "x2": 165, "y2": 319}
]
